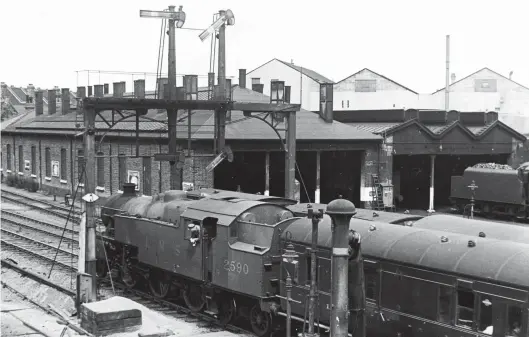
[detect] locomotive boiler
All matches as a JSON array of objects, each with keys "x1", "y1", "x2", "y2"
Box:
[{"x1": 96, "y1": 184, "x2": 366, "y2": 337}]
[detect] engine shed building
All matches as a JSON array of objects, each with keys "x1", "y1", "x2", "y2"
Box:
[
  {"x1": 0, "y1": 82, "x2": 384, "y2": 207},
  {"x1": 341, "y1": 109, "x2": 527, "y2": 210}
]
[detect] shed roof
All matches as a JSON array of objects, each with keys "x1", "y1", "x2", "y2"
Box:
[
  {"x1": 335, "y1": 68, "x2": 419, "y2": 95},
  {"x1": 282, "y1": 216, "x2": 529, "y2": 288},
  {"x1": 247, "y1": 58, "x2": 333, "y2": 84},
  {"x1": 4, "y1": 87, "x2": 381, "y2": 142}
]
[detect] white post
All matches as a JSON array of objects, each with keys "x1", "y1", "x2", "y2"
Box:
[{"x1": 428, "y1": 155, "x2": 436, "y2": 213}]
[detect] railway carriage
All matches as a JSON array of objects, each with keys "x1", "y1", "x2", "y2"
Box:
[{"x1": 282, "y1": 216, "x2": 529, "y2": 337}]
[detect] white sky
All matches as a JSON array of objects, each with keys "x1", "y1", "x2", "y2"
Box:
[{"x1": 1, "y1": 0, "x2": 528, "y2": 93}]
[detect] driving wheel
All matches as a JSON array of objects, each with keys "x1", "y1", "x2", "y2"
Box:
[
  {"x1": 182, "y1": 284, "x2": 205, "y2": 313},
  {"x1": 218, "y1": 297, "x2": 237, "y2": 325},
  {"x1": 148, "y1": 270, "x2": 171, "y2": 299},
  {"x1": 250, "y1": 304, "x2": 272, "y2": 337}
]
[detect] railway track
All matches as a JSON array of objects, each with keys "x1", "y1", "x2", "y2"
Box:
[
  {"x1": 1, "y1": 210, "x2": 80, "y2": 247},
  {"x1": 1, "y1": 189, "x2": 82, "y2": 222},
  {"x1": 1, "y1": 236, "x2": 77, "y2": 273}
]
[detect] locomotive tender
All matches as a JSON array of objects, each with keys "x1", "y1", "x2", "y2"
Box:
[
  {"x1": 284, "y1": 216, "x2": 529, "y2": 337},
  {"x1": 450, "y1": 165, "x2": 529, "y2": 220},
  {"x1": 96, "y1": 184, "x2": 365, "y2": 337}
]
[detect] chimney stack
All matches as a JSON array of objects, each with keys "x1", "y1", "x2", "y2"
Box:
[
  {"x1": 48, "y1": 89, "x2": 56, "y2": 115},
  {"x1": 225, "y1": 79, "x2": 232, "y2": 100},
  {"x1": 35, "y1": 90, "x2": 44, "y2": 115},
  {"x1": 156, "y1": 78, "x2": 168, "y2": 99},
  {"x1": 113, "y1": 82, "x2": 125, "y2": 97},
  {"x1": 285, "y1": 86, "x2": 291, "y2": 103},
  {"x1": 77, "y1": 86, "x2": 86, "y2": 99},
  {"x1": 87, "y1": 86, "x2": 93, "y2": 97},
  {"x1": 239, "y1": 69, "x2": 246, "y2": 89},
  {"x1": 252, "y1": 83, "x2": 264, "y2": 94},
  {"x1": 94, "y1": 85, "x2": 104, "y2": 98},
  {"x1": 319, "y1": 83, "x2": 334, "y2": 123},
  {"x1": 134, "y1": 79, "x2": 145, "y2": 98},
  {"x1": 183, "y1": 75, "x2": 198, "y2": 100},
  {"x1": 26, "y1": 84, "x2": 35, "y2": 104},
  {"x1": 103, "y1": 83, "x2": 109, "y2": 94},
  {"x1": 61, "y1": 88, "x2": 70, "y2": 114},
  {"x1": 208, "y1": 73, "x2": 215, "y2": 99}
]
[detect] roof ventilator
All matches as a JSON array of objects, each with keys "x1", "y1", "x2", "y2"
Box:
[
  {"x1": 468, "y1": 240, "x2": 476, "y2": 247},
  {"x1": 369, "y1": 225, "x2": 377, "y2": 232},
  {"x1": 440, "y1": 236, "x2": 449, "y2": 243},
  {"x1": 478, "y1": 232, "x2": 486, "y2": 238}
]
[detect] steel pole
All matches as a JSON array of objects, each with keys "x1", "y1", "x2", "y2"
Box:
[
  {"x1": 83, "y1": 106, "x2": 97, "y2": 302},
  {"x1": 327, "y1": 199, "x2": 356, "y2": 337},
  {"x1": 216, "y1": 11, "x2": 227, "y2": 153},
  {"x1": 285, "y1": 111, "x2": 297, "y2": 199},
  {"x1": 445, "y1": 35, "x2": 450, "y2": 112},
  {"x1": 286, "y1": 272, "x2": 292, "y2": 337},
  {"x1": 167, "y1": 5, "x2": 180, "y2": 190},
  {"x1": 306, "y1": 206, "x2": 322, "y2": 337}
]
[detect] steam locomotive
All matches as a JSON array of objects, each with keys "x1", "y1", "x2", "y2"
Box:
[{"x1": 96, "y1": 184, "x2": 364, "y2": 337}]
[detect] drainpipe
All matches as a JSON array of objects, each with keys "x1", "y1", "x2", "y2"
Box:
[
  {"x1": 70, "y1": 137, "x2": 74, "y2": 195},
  {"x1": 39, "y1": 140, "x2": 42, "y2": 190}
]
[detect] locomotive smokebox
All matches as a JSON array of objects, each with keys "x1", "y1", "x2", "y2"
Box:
[
  {"x1": 122, "y1": 183, "x2": 137, "y2": 196},
  {"x1": 326, "y1": 199, "x2": 357, "y2": 337}
]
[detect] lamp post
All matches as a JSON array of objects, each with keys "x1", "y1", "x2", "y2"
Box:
[
  {"x1": 283, "y1": 243, "x2": 299, "y2": 337},
  {"x1": 305, "y1": 204, "x2": 323, "y2": 337},
  {"x1": 467, "y1": 180, "x2": 478, "y2": 219}
]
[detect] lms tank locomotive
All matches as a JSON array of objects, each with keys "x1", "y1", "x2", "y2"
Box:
[{"x1": 96, "y1": 184, "x2": 366, "y2": 337}]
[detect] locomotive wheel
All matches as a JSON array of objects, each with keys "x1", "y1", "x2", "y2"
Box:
[
  {"x1": 218, "y1": 297, "x2": 237, "y2": 326},
  {"x1": 250, "y1": 304, "x2": 272, "y2": 337},
  {"x1": 183, "y1": 284, "x2": 205, "y2": 313},
  {"x1": 96, "y1": 259, "x2": 108, "y2": 279},
  {"x1": 148, "y1": 270, "x2": 171, "y2": 299},
  {"x1": 120, "y1": 265, "x2": 137, "y2": 289}
]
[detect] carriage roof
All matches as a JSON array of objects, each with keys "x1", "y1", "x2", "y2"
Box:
[{"x1": 282, "y1": 216, "x2": 529, "y2": 288}]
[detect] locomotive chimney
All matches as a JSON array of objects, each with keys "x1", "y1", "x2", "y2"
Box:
[{"x1": 122, "y1": 183, "x2": 137, "y2": 196}]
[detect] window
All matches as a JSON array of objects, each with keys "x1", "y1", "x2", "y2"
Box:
[
  {"x1": 364, "y1": 266, "x2": 378, "y2": 301},
  {"x1": 251, "y1": 78, "x2": 260, "y2": 85},
  {"x1": 7, "y1": 144, "x2": 11, "y2": 170},
  {"x1": 306, "y1": 255, "x2": 319, "y2": 284},
  {"x1": 438, "y1": 286, "x2": 454, "y2": 324},
  {"x1": 341, "y1": 100, "x2": 344, "y2": 108},
  {"x1": 18, "y1": 145, "x2": 23, "y2": 172},
  {"x1": 479, "y1": 296, "x2": 493, "y2": 335},
  {"x1": 60, "y1": 148, "x2": 67, "y2": 180},
  {"x1": 506, "y1": 305, "x2": 522, "y2": 337},
  {"x1": 45, "y1": 148, "x2": 51, "y2": 177},
  {"x1": 474, "y1": 79, "x2": 497, "y2": 92},
  {"x1": 347, "y1": 100, "x2": 350, "y2": 108},
  {"x1": 456, "y1": 289, "x2": 475, "y2": 329},
  {"x1": 355, "y1": 79, "x2": 377, "y2": 92},
  {"x1": 77, "y1": 149, "x2": 84, "y2": 182},
  {"x1": 31, "y1": 146, "x2": 36, "y2": 175},
  {"x1": 97, "y1": 151, "x2": 105, "y2": 187}
]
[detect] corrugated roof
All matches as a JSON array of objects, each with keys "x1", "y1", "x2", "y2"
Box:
[{"x1": 345, "y1": 122, "x2": 400, "y2": 134}]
